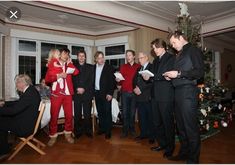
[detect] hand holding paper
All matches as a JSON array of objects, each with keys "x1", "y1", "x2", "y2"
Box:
[
  {"x1": 114, "y1": 72, "x2": 125, "y2": 81},
  {"x1": 66, "y1": 67, "x2": 75, "y2": 74},
  {"x1": 139, "y1": 70, "x2": 154, "y2": 77}
]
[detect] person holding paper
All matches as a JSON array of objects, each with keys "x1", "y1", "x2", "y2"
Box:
[
  {"x1": 116, "y1": 50, "x2": 141, "y2": 138},
  {"x1": 45, "y1": 48, "x2": 79, "y2": 146},
  {"x1": 143, "y1": 38, "x2": 175, "y2": 159},
  {"x1": 133, "y1": 52, "x2": 153, "y2": 141},
  {"x1": 72, "y1": 50, "x2": 94, "y2": 139},
  {"x1": 163, "y1": 31, "x2": 204, "y2": 163}
]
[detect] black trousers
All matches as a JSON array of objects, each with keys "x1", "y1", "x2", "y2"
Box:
[
  {"x1": 136, "y1": 101, "x2": 151, "y2": 138},
  {"x1": 0, "y1": 116, "x2": 18, "y2": 155},
  {"x1": 151, "y1": 100, "x2": 175, "y2": 154},
  {"x1": 73, "y1": 96, "x2": 92, "y2": 135},
  {"x1": 94, "y1": 91, "x2": 112, "y2": 135},
  {"x1": 175, "y1": 85, "x2": 201, "y2": 163}
]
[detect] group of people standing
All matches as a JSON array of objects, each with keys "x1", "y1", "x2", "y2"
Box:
[
  {"x1": 114, "y1": 31, "x2": 204, "y2": 164},
  {"x1": 44, "y1": 31, "x2": 204, "y2": 163},
  {"x1": 0, "y1": 30, "x2": 204, "y2": 163}
]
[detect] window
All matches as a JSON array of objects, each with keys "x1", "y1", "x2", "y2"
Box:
[
  {"x1": 19, "y1": 40, "x2": 36, "y2": 52},
  {"x1": 72, "y1": 46, "x2": 84, "y2": 56},
  {"x1": 40, "y1": 42, "x2": 67, "y2": 79},
  {"x1": 96, "y1": 36, "x2": 128, "y2": 70},
  {"x1": 106, "y1": 58, "x2": 125, "y2": 71},
  {"x1": 71, "y1": 45, "x2": 85, "y2": 63},
  {"x1": 103, "y1": 44, "x2": 127, "y2": 70},
  {"x1": 19, "y1": 56, "x2": 36, "y2": 84},
  {"x1": 105, "y1": 45, "x2": 125, "y2": 56}
]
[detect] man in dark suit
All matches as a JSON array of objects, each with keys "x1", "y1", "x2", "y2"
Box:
[
  {"x1": 94, "y1": 51, "x2": 115, "y2": 139},
  {"x1": 164, "y1": 31, "x2": 204, "y2": 163},
  {"x1": 144, "y1": 38, "x2": 175, "y2": 159},
  {"x1": 0, "y1": 74, "x2": 41, "y2": 158},
  {"x1": 133, "y1": 52, "x2": 153, "y2": 141},
  {"x1": 72, "y1": 50, "x2": 94, "y2": 138}
]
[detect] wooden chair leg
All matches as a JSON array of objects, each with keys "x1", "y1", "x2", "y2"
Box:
[
  {"x1": 13, "y1": 141, "x2": 24, "y2": 151},
  {"x1": 32, "y1": 138, "x2": 46, "y2": 147},
  {"x1": 26, "y1": 141, "x2": 46, "y2": 155},
  {"x1": 8, "y1": 140, "x2": 28, "y2": 160}
]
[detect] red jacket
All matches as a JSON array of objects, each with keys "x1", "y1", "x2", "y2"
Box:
[{"x1": 45, "y1": 62, "x2": 79, "y2": 95}]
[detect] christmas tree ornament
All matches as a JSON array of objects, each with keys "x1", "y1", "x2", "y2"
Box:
[
  {"x1": 218, "y1": 104, "x2": 222, "y2": 110},
  {"x1": 221, "y1": 120, "x2": 228, "y2": 127},
  {"x1": 213, "y1": 121, "x2": 219, "y2": 128},
  {"x1": 205, "y1": 87, "x2": 210, "y2": 93}
]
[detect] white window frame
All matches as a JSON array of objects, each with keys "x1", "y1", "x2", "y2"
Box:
[
  {"x1": 17, "y1": 38, "x2": 39, "y2": 84},
  {"x1": 9, "y1": 29, "x2": 94, "y2": 98},
  {"x1": 95, "y1": 36, "x2": 129, "y2": 62}
]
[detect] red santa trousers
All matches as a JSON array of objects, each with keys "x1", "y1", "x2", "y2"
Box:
[{"x1": 49, "y1": 93, "x2": 73, "y2": 136}]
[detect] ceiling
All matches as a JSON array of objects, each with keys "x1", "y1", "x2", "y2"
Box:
[
  {"x1": 114, "y1": 1, "x2": 235, "y2": 23},
  {"x1": 0, "y1": 1, "x2": 137, "y2": 35},
  {"x1": 0, "y1": 1, "x2": 235, "y2": 50}
]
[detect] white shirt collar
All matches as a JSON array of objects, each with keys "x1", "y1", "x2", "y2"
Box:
[
  {"x1": 159, "y1": 50, "x2": 166, "y2": 59},
  {"x1": 142, "y1": 62, "x2": 149, "y2": 70},
  {"x1": 23, "y1": 85, "x2": 30, "y2": 93}
]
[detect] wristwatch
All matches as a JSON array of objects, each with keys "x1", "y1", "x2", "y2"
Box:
[{"x1": 177, "y1": 71, "x2": 181, "y2": 78}]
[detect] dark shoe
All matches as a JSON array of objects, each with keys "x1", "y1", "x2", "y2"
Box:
[
  {"x1": 120, "y1": 133, "x2": 128, "y2": 138},
  {"x1": 75, "y1": 133, "x2": 82, "y2": 139},
  {"x1": 149, "y1": 139, "x2": 155, "y2": 144},
  {"x1": 86, "y1": 133, "x2": 93, "y2": 138},
  {"x1": 135, "y1": 136, "x2": 146, "y2": 141},
  {"x1": 168, "y1": 154, "x2": 188, "y2": 161},
  {"x1": 150, "y1": 146, "x2": 165, "y2": 152},
  {"x1": 163, "y1": 152, "x2": 173, "y2": 159},
  {"x1": 130, "y1": 131, "x2": 136, "y2": 138},
  {"x1": 0, "y1": 153, "x2": 9, "y2": 163},
  {"x1": 105, "y1": 133, "x2": 111, "y2": 139},
  {"x1": 97, "y1": 130, "x2": 105, "y2": 135},
  {"x1": 0, "y1": 146, "x2": 11, "y2": 162}
]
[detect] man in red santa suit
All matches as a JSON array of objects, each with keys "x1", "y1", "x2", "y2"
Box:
[{"x1": 45, "y1": 48, "x2": 79, "y2": 146}]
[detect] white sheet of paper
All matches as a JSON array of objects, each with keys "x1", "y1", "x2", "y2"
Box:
[
  {"x1": 139, "y1": 70, "x2": 154, "y2": 77},
  {"x1": 114, "y1": 72, "x2": 125, "y2": 80},
  {"x1": 66, "y1": 67, "x2": 75, "y2": 74}
]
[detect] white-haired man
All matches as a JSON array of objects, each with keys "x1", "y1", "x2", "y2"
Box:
[{"x1": 0, "y1": 74, "x2": 41, "y2": 160}]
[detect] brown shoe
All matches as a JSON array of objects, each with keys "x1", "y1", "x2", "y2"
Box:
[
  {"x1": 65, "y1": 133, "x2": 74, "y2": 144},
  {"x1": 47, "y1": 137, "x2": 57, "y2": 147}
]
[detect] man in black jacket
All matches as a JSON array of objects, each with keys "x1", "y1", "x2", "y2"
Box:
[
  {"x1": 144, "y1": 39, "x2": 175, "y2": 158},
  {"x1": 133, "y1": 52, "x2": 153, "y2": 141},
  {"x1": 94, "y1": 51, "x2": 116, "y2": 139},
  {"x1": 164, "y1": 31, "x2": 204, "y2": 164},
  {"x1": 73, "y1": 50, "x2": 94, "y2": 138},
  {"x1": 0, "y1": 74, "x2": 41, "y2": 158}
]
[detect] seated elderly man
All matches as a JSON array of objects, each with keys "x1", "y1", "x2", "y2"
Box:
[{"x1": 0, "y1": 74, "x2": 41, "y2": 159}]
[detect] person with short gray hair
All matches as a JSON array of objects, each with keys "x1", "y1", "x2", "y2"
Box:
[{"x1": 0, "y1": 74, "x2": 41, "y2": 160}]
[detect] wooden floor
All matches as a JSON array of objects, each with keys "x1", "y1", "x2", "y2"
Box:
[{"x1": 4, "y1": 122, "x2": 235, "y2": 164}]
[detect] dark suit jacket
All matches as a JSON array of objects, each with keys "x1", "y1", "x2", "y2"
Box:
[
  {"x1": 94, "y1": 63, "x2": 116, "y2": 99},
  {"x1": 151, "y1": 52, "x2": 174, "y2": 102},
  {"x1": 72, "y1": 62, "x2": 94, "y2": 100},
  {"x1": 133, "y1": 63, "x2": 153, "y2": 102},
  {"x1": 0, "y1": 85, "x2": 41, "y2": 136}
]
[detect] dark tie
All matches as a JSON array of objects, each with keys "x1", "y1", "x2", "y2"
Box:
[
  {"x1": 141, "y1": 66, "x2": 144, "y2": 71},
  {"x1": 155, "y1": 58, "x2": 160, "y2": 73}
]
